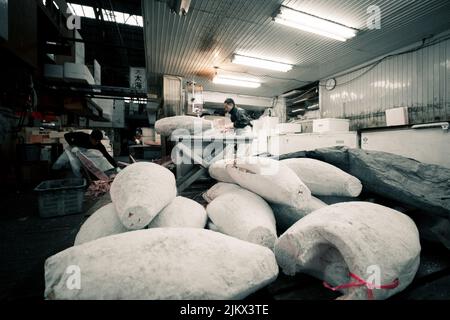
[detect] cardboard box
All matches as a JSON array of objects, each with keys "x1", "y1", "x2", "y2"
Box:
[
  {"x1": 49, "y1": 131, "x2": 67, "y2": 139},
  {"x1": 22, "y1": 127, "x2": 39, "y2": 137},
  {"x1": 142, "y1": 138, "x2": 161, "y2": 146},
  {"x1": 42, "y1": 138, "x2": 59, "y2": 144},
  {"x1": 141, "y1": 128, "x2": 155, "y2": 137},
  {"x1": 29, "y1": 134, "x2": 49, "y2": 144}
]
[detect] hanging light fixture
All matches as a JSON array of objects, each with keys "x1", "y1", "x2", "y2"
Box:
[
  {"x1": 274, "y1": 5, "x2": 357, "y2": 42},
  {"x1": 212, "y1": 75, "x2": 261, "y2": 88},
  {"x1": 232, "y1": 54, "x2": 293, "y2": 72}
]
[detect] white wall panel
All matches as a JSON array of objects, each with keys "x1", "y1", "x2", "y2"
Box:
[{"x1": 320, "y1": 36, "x2": 450, "y2": 129}]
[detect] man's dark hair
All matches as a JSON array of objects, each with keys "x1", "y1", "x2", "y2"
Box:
[
  {"x1": 90, "y1": 129, "x2": 103, "y2": 141},
  {"x1": 224, "y1": 98, "x2": 235, "y2": 107}
]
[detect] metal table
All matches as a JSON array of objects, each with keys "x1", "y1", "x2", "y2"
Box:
[{"x1": 172, "y1": 133, "x2": 255, "y2": 192}]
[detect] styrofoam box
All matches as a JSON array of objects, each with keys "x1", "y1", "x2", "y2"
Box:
[
  {"x1": 252, "y1": 116, "x2": 279, "y2": 135},
  {"x1": 313, "y1": 118, "x2": 350, "y2": 133},
  {"x1": 385, "y1": 107, "x2": 409, "y2": 126},
  {"x1": 268, "y1": 132, "x2": 358, "y2": 156},
  {"x1": 64, "y1": 63, "x2": 95, "y2": 85},
  {"x1": 361, "y1": 127, "x2": 450, "y2": 169},
  {"x1": 277, "y1": 123, "x2": 302, "y2": 135}
]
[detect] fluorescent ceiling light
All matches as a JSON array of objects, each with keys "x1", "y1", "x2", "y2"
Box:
[
  {"x1": 213, "y1": 76, "x2": 261, "y2": 88},
  {"x1": 232, "y1": 54, "x2": 293, "y2": 72},
  {"x1": 275, "y1": 6, "x2": 357, "y2": 41}
]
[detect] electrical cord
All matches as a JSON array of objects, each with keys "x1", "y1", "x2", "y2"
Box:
[
  {"x1": 215, "y1": 33, "x2": 450, "y2": 90},
  {"x1": 217, "y1": 33, "x2": 450, "y2": 89},
  {"x1": 318, "y1": 34, "x2": 450, "y2": 88},
  {"x1": 289, "y1": 86, "x2": 318, "y2": 101}
]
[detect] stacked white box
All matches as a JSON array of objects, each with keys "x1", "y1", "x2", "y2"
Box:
[
  {"x1": 313, "y1": 118, "x2": 350, "y2": 133},
  {"x1": 276, "y1": 123, "x2": 302, "y2": 135},
  {"x1": 268, "y1": 132, "x2": 359, "y2": 156},
  {"x1": 385, "y1": 107, "x2": 409, "y2": 126}
]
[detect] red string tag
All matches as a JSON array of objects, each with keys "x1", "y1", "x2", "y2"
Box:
[{"x1": 323, "y1": 273, "x2": 399, "y2": 300}]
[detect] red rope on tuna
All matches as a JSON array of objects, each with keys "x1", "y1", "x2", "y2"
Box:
[{"x1": 323, "y1": 273, "x2": 399, "y2": 300}]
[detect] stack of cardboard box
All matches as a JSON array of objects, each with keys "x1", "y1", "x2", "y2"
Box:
[
  {"x1": 141, "y1": 127, "x2": 161, "y2": 146},
  {"x1": 20, "y1": 128, "x2": 114, "y2": 156},
  {"x1": 21, "y1": 127, "x2": 65, "y2": 145}
]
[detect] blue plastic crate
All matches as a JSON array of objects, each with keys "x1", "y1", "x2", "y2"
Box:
[{"x1": 34, "y1": 178, "x2": 86, "y2": 218}]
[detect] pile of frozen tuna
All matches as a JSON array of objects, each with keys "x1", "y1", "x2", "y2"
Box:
[
  {"x1": 44, "y1": 154, "x2": 422, "y2": 300},
  {"x1": 206, "y1": 157, "x2": 421, "y2": 300},
  {"x1": 44, "y1": 161, "x2": 277, "y2": 300}
]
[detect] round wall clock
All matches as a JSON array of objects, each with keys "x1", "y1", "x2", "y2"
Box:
[{"x1": 325, "y1": 78, "x2": 337, "y2": 91}]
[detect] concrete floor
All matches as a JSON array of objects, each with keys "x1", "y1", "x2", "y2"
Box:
[{"x1": 1, "y1": 183, "x2": 449, "y2": 300}]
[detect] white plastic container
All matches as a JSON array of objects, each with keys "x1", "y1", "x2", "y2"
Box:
[
  {"x1": 268, "y1": 132, "x2": 359, "y2": 156},
  {"x1": 313, "y1": 118, "x2": 349, "y2": 133}
]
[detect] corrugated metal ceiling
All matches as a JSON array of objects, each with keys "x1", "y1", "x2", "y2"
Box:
[{"x1": 143, "y1": 0, "x2": 450, "y2": 97}]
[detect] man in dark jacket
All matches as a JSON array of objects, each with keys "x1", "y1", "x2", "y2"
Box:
[
  {"x1": 223, "y1": 98, "x2": 253, "y2": 134},
  {"x1": 64, "y1": 129, "x2": 117, "y2": 168}
]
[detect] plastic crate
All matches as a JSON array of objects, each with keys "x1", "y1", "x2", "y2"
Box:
[{"x1": 34, "y1": 178, "x2": 86, "y2": 218}]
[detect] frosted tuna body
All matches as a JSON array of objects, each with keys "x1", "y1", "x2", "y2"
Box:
[
  {"x1": 207, "y1": 189, "x2": 277, "y2": 249},
  {"x1": 202, "y1": 182, "x2": 243, "y2": 203},
  {"x1": 269, "y1": 196, "x2": 327, "y2": 231},
  {"x1": 281, "y1": 158, "x2": 362, "y2": 197},
  {"x1": 148, "y1": 196, "x2": 207, "y2": 229},
  {"x1": 227, "y1": 157, "x2": 311, "y2": 209},
  {"x1": 110, "y1": 162, "x2": 177, "y2": 230},
  {"x1": 274, "y1": 202, "x2": 421, "y2": 300},
  {"x1": 209, "y1": 159, "x2": 236, "y2": 183},
  {"x1": 45, "y1": 228, "x2": 279, "y2": 300},
  {"x1": 155, "y1": 116, "x2": 212, "y2": 136},
  {"x1": 74, "y1": 203, "x2": 128, "y2": 245}
]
